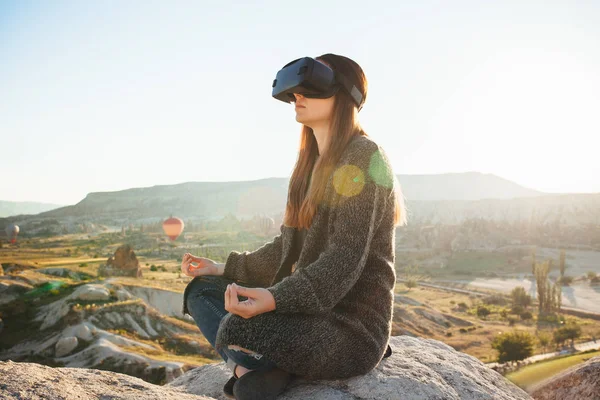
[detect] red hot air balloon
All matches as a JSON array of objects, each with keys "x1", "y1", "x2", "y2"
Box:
[{"x1": 162, "y1": 217, "x2": 184, "y2": 241}]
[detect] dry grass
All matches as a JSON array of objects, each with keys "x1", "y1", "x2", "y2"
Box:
[
  {"x1": 394, "y1": 282, "x2": 600, "y2": 363},
  {"x1": 507, "y1": 350, "x2": 600, "y2": 392}
]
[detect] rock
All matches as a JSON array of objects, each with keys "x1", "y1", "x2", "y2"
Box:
[
  {"x1": 55, "y1": 336, "x2": 78, "y2": 357},
  {"x1": 72, "y1": 284, "x2": 110, "y2": 301},
  {"x1": 0, "y1": 263, "x2": 35, "y2": 274},
  {"x1": 530, "y1": 355, "x2": 600, "y2": 399},
  {"x1": 32, "y1": 284, "x2": 109, "y2": 330},
  {"x1": 0, "y1": 335, "x2": 533, "y2": 399},
  {"x1": 116, "y1": 288, "x2": 133, "y2": 301},
  {"x1": 98, "y1": 244, "x2": 142, "y2": 278},
  {"x1": 122, "y1": 285, "x2": 185, "y2": 318},
  {"x1": 62, "y1": 323, "x2": 94, "y2": 341},
  {"x1": 0, "y1": 360, "x2": 214, "y2": 400},
  {"x1": 73, "y1": 324, "x2": 93, "y2": 341},
  {"x1": 0, "y1": 279, "x2": 33, "y2": 306},
  {"x1": 169, "y1": 336, "x2": 533, "y2": 400}
]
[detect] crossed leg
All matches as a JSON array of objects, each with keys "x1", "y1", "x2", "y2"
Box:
[{"x1": 226, "y1": 344, "x2": 266, "y2": 377}]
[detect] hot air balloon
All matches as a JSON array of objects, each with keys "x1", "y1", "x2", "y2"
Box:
[
  {"x1": 5, "y1": 223, "x2": 19, "y2": 244},
  {"x1": 162, "y1": 216, "x2": 184, "y2": 241},
  {"x1": 258, "y1": 215, "x2": 274, "y2": 236}
]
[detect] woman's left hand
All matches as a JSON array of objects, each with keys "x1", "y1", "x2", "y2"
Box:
[{"x1": 225, "y1": 283, "x2": 276, "y2": 319}]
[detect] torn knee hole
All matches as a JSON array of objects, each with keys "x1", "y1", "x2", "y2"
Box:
[{"x1": 228, "y1": 344, "x2": 257, "y2": 354}]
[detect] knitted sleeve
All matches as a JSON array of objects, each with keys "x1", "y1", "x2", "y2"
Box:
[
  {"x1": 267, "y1": 145, "x2": 394, "y2": 314},
  {"x1": 222, "y1": 223, "x2": 284, "y2": 287}
]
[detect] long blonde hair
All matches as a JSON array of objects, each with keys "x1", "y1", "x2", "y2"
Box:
[{"x1": 283, "y1": 53, "x2": 408, "y2": 230}]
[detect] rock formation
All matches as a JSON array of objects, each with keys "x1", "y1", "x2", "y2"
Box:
[
  {"x1": 98, "y1": 244, "x2": 142, "y2": 278},
  {"x1": 0, "y1": 278, "x2": 33, "y2": 306},
  {"x1": 0, "y1": 336, "x2": 533, "y2": 400},
  {"x1": 0, "y1": 360, "x2": 212, "y2": 400}
]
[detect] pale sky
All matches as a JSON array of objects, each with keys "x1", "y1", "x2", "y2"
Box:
[{"x1": 1, "y1": 0, "x2": 599, "y2": 205}]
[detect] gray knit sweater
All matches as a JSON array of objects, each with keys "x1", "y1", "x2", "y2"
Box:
[{"x1": 182, "y1": 135, "x2": 396, "y2": 380}]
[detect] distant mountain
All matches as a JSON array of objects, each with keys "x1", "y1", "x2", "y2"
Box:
[
  {"x1": 35, "y1": 171, "x2": 541, "y2": 220},
  {"x1": 0, "y1": 200, "x2": 64, "y2": 218},
  {"x1": 37, "y1": 179, "x2": 289, "y2": 222},
  {"x1": 30, "y1": 172, "x2": 537, "y2": 221},
  {"x1": 398, "y1": 171, "x2": 543, "y2": 201},
  {"x1": 406, "y1": 193, "x2": 600, "y2": 225},
  {"x1": 4, "y1": 172, "x2": 597, "y2": 233}
]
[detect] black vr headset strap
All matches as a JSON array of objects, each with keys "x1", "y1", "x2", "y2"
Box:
[{"x1": 334, "y1": 72, "x2": 364, "y2": 110}]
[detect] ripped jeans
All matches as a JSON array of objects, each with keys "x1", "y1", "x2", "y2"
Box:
[{"x1": 185, "y1": 275, "x2": 278, "y2": 375}]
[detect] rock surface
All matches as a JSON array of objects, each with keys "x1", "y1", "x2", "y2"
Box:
[
  {"x1": 0, "y1": 335, "x2": 531, "y2": 399},
  {"x1": 32, "y1": 284, "x2": 110, "y2": 330},
  {"x1": 530, "y1": 355, "x2": 600, "y2": 400},
  {"x1": 0, "y1": 278, "x2": 33, "y2": 306},
  {"x1": 0, "y1": 360, "x2": 213, "y2": 400},
  {"x1": 73, "y1": 284, "x2": 110, "y2": 301},
  {"x1": 116, "y1": 288, "x2": 133, "y2": 301},
  {"x1": 168, "y1": 335, "x2": 531, "y2": 400},
  {"x1": 55, "y1": 336, "x2": 78, "y2": 357}
]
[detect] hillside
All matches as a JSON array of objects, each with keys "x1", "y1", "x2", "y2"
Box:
[
  {"x1": 2, "y1": 172, "x2": 598, "y2": 243},
  {"x1": 400, "y1": 171, "x2": 543, "y2": 201},
  {"x1": 0, "y1": 171, "x2": 570, "y2": 224}
]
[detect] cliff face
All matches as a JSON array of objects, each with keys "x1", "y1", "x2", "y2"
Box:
[{"x1": 0, "y1": 336, "x2": 532, "y2": 400}]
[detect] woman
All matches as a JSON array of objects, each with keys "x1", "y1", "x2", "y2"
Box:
[{"x1": 181, "y1": 53, "x2": 407, "y2": 400}]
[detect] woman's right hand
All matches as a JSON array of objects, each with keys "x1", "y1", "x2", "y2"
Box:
[{"x1": 181, "y1": 253, "x2": 224, "y2": 277}]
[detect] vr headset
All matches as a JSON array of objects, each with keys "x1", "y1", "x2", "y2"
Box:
[{"x1": 271, "y1": 57, "x2": 365, "y2": 111}]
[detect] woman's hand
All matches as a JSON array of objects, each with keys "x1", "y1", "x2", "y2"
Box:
[
  {"x1": 181, "y1": 253, "x2": 224, "y2": 277},
  {"x1": 225, "y1": 283, "x2": 276, "y2": 319}
]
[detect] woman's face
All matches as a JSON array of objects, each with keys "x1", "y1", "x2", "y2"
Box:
[{"x1": 293, "y1": 92, "x2": 335, "y2": 127}]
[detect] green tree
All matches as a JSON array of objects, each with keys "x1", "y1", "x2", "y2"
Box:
[
  {"x1": 511, "y1": 286, "x2": 532, "y2": 309},
  {"x1": 534, "y1": 260, "x2": 550, "y2": 314},
  {"x1": 491, "y1": 330, "x2": 536, "y2": 364},
  {"x1": 520, "y1": 311, "x2": 533, "y2": 321},
  {"x1": 534, "y1": 260, "x2": 561, "y2": 315},
  {"x1": 554, "y1": 322, "x2": 582, "y2": 348},
  {"x1": 559, "y1": 276, "x2": 573, "y2": 286},
  {"x1": 537, "y1": 331, "x2": 552, "y2": 353},
  {"x1": 477, "y1": 305, "x2": 491, "y2": 319},
  {"x1": 559, "y1": 249, "x2": 566, "y2": 279},
  {"x1": 403, "y1": 264, "x2": 419, "y2": 291}
]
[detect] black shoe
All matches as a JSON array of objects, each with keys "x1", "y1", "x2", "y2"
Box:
[
  {"x1": 223, "y1": 374, "x2": 238, "y2": 399},
  {"x1": 233, "y1": 366, "x2": 292, "y2": 400}
]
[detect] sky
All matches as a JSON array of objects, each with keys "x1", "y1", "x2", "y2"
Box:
[{"x1": 1, "y1": 0, "x2": 599, "y2": 205}]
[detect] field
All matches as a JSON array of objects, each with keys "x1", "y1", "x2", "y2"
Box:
[
  {"x1": 506, "y1": 349, "x2": 600, "y2": 392},
  {"x1": 394, "y1": 282, "x2": 600, "y2": 363}
]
